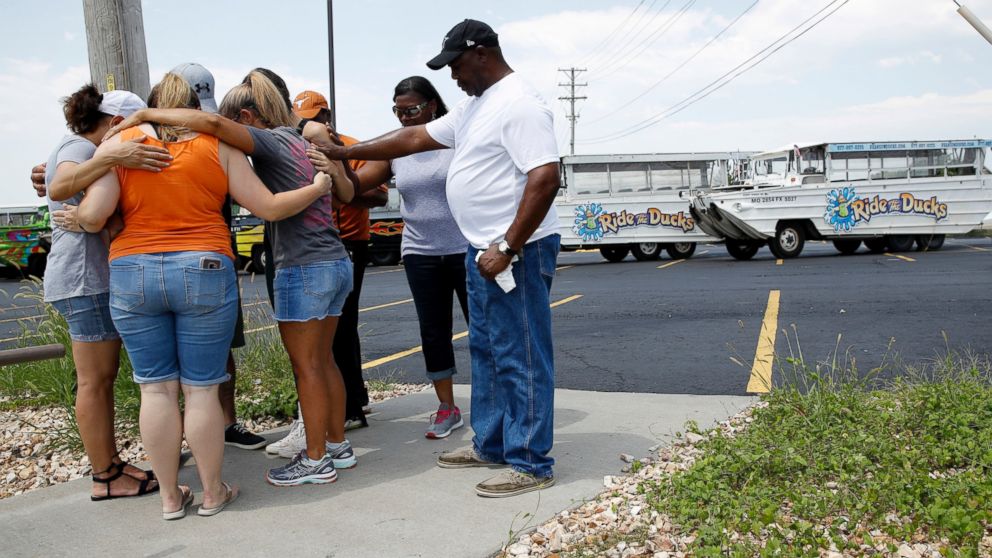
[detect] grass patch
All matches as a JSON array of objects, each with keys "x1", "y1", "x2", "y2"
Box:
[
  {"x1": 637, "y1": 339, "x2": 992, "y2": 557},
  {"x1": 0, "y1": 282, "x2": 301, "y2": 452},
  {"x1": 232, "y1": 297, "x2": 296, "y2": 421},
  {"x1": 0, "y1": 282, "x2": 141, "y2": 451}
]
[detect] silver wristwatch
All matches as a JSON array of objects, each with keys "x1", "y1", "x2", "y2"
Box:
[{"x1": 497, "y1": 240, "x2": 517, "y2": 257}]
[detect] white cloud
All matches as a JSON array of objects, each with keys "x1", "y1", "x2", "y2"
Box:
[
  {"x1": 3, "y1": 0, "x2": 992, "y2": 205},
  {"x1": 0, "y1": 59, "x2": 90, "y2": 206},
  {"x1": 490, "y1": 0, "x2": 992, "y2": 154},
  {"x1": 878, "y1": 51, "x2": 943, "y2": 68},
  {"x1": 63, "y1": 31, "x2": 76, "y2": 41}
]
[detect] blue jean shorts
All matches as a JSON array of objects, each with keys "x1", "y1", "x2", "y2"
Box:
[
  {"x1": 274, "y1": 259, "x2": 353, "y2": 322},
  {"x1": 109, "y1": 251, "x2": 238, "y2": 387},
  {"x1": 49, "y1": 293, "x2": 120, "y2": 343}
]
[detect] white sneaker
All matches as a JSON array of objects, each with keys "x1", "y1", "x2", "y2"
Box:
[{"x1": 265, "y1": 420, "x2": 307, "y2": 458}]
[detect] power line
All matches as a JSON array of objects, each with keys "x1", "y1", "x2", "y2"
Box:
[
  {"x1": 586, "y1": 0, "x2": 759, "y2": 125},
  {"x1": 590, "y1": 0, "x2": 698, "y2": 81},
  {"x1": 586, "y1": 0, "x2": 672, "y2": 74},
  {"x1": 581, "y1": 0, "x2": 852, "y2": 144},
  {"x1": 558, "y1": 68, "x2": 588, "y2": 155},
  {"x1": 574, "y1": 0, "x2": 649, "y2": 67}
]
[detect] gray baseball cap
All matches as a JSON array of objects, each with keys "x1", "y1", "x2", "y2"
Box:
[{"x1": 171, "y1": 62, "x2": 217, "y2": 113}]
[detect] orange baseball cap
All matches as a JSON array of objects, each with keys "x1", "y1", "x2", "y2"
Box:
[{"x1": 293, "y1": 90, "x2": 329, "y2": 119}]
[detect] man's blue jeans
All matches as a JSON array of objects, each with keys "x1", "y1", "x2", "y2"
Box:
[{"x1": 465, "y1": 234, "x2": 559, "y2": 478}]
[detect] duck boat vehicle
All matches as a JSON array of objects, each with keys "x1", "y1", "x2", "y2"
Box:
[
  {"x1": 689, "y1": 140, "x2": 992, "y2": 259},
  {"x1": 557, "y1": 152, "x2": 751, "y2": 262}
]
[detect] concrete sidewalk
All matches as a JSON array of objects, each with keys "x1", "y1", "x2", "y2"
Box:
[{"x1": 0, "y1": 387, "x2": 752, "y2": 557}]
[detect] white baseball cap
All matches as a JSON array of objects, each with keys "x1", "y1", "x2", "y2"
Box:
[
  {"x1": 98, "y1": 90, "x2": 146, "y2": 118},
  {"x1": 171, "y1": 62, "x2": 217, "y2": 113}
]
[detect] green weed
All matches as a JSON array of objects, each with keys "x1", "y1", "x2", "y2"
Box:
[{"x1": 646, "y1": 336, "x2": 992, "y2": 557}]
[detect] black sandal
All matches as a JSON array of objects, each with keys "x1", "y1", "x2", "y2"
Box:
[
  {"x1": 91, "y1": 462, "x2": 160, "y2": 502},
  {"x1": 114, "y1": 457, "x2": 157, "y2": 484}
]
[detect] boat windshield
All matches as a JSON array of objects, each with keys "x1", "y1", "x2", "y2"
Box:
[{"x1": 752, "y1": 156, "x2": 788, "y2": 178}]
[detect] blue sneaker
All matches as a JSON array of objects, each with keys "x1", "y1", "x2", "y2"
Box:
[
  {"x1": 266, "y1": 451, "x2": 337, "y2": 487},
  {"x1": 325, "y1": 440, "x2": 357, "y2": 469}
]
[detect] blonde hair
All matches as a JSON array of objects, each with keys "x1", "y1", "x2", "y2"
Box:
[
  {"x1": 147, "y1": 72, "x2": 199, "y2": 141},
  {"x1": 218, "y1": 70, "x2": 294, "y2": 129}
]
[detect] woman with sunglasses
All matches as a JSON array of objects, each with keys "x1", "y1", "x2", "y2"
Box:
[{"x1": 312, "y1": 76, "x2": 468, "y2": 439}]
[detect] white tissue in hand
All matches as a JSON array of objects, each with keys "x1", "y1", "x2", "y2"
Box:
[{"x1": 475, "y1": 251, "x2": 516, "y2": 293}]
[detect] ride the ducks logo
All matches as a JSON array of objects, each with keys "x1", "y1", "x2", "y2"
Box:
[
  {"x1": 824, "y1": 187, "x2": 948, "y2": 232},
  {"x1": 572, "y1": 204, "x2": 695, "y2": 242}
]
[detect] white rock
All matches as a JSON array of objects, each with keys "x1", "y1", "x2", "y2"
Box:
[
  {"x1": 898, "y1": 543, "x2": 921, "y2": 558},
  {"x1": 684, "y1": 432, "x2": 705, "y2": 444},
  {"x1": 630, "y1": 505, "x2": 642, "y2": 517},
  {"x1": 507, "y1": 542, "x2": 530, "y2": 556},
  {"x1": 620, "y1": 453, "x2": 635, "y2": 463}
]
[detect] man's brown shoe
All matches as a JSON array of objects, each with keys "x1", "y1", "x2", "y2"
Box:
[
  {"x1": 475, "y1": 470, "x2": 555, "y2": 498},
  {"x1": 436, "y1": 446, "x2": 503, "y2": 469}
]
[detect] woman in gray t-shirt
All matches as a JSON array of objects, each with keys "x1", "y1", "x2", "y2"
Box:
[
  {"x1": 43, "y1": 84, "x2": 161, "y2": 501},
  {"x1": 344, "y1": 76, "x2": 469, "y2": 440}
]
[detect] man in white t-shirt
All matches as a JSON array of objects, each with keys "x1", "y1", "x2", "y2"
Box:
[{"x1": 311, "y1": 18, "x2": 561, "y2": 498}]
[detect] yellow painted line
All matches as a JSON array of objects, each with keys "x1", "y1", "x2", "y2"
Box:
[
  {"x1": 746, "y1": 290, "x2": 781, "y2": 394},
  {"x1": 550, "y1": 294, "x2": 583, "y2": 308},
  {"x1": 0, "y1": 333, "x2": 42, "y2": 343},
  {"x1": 0, "y1": 314, "x2": 43, "y2": 325},
  {"x1": 359, "y1": 298, "x2": 413, "y2": 313},
  {"x1": 967, "y1": 245, "x2": 990, "y2": 252},
  {"x1": 365, "y1": 268, "x2": 405, "y2": 276},
  {"x1": 776, "y1": 259, "x2": 783, "y2": 266},
  {"x1": 884, "y1": 252, "x2": 916, "y2": 262},
  {"x1": 657, "y1": 259, "x2": 686, "y2": 269},
  {"x1": 576, "y1": 249, "x2": 598, "y2": 253},
  {"x1": 362, "y1": 294, "x2": 583, "y2": 370},
  {"x1": 556, "y1": 265, "x2": 575, "y2": 271}
]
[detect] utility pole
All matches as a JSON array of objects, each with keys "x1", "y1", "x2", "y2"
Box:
[
  {"x1": 82, "y1": 0, "x2": 150, "y2": 99},
  {"x1": 326, "y1": 0, "x2": 337, "y2": 128},
  {"x1": 558, "y1": 68, "x2": 587, "y2": 155}
]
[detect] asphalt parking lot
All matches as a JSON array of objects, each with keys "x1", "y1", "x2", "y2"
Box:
[{"x1": 2, "y1": 237, "x2": 989, "y2": 395}]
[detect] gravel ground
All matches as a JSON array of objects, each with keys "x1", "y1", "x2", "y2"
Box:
[
  {"x1": 0, "y1": 383, "x2": 428, "y2": 499},
  {"x1": 494, "y1": 403, "x2": 992, "y2": 558}
]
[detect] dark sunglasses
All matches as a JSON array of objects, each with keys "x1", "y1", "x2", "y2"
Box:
[{"x1": 392, "y1": 101, "x2": 429, "y2": 118}]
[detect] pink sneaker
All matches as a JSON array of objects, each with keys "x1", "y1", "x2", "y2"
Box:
[{"x1": 425, "y1": 404, "x2": 464, "y2": 439}]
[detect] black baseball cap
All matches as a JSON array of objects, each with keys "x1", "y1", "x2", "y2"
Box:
[{"x1": 426, "y1": 19, "x2": 500, "y2": 70}]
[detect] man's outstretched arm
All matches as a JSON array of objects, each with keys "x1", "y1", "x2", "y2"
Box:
[{"x1": 312, "y1": 125, "x2": 445, "y2": 161}]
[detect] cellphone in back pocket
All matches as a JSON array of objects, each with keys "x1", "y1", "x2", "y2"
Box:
[{"x1": 200, "y1": 256, "x2": 222, "y2": 270}]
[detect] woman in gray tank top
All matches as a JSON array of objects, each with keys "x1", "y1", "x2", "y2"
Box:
[{"x1": 342, "y1": 77, "x2": 469, "y2": 440}]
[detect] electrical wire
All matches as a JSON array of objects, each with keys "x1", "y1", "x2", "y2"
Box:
[
  {"x1": 574, "y1": 0, "x2": 649, "y2": 68},
  {"x1": 585, "y1": 0, "x2": 673, "y2": 74},
  {"x1": 590, "y1": 0, "x2": 699, "y2": 81},
  {"x1": 586, "y1": 0, "x2": 758, "y2": 125},
  {"x1": 580, "y1": 0, "x2": 852, "y2": 144}
]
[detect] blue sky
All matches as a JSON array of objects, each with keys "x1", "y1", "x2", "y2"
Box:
[{"x1": 2, "y1": 0, "x2": 992, "y2": 206}]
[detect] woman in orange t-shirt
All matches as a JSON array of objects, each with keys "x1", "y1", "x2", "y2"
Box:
[{"x1": 78, "y1": 73, "x2": 353, "y2": 520}]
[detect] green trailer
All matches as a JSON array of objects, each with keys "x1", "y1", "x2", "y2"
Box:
[{"x1": 0, "y1": 205, "x2": 50, "y2": 278}]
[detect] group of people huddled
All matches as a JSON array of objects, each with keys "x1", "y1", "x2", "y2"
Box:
[{"x1": 29, "y1": 19, "x2": 562, "y2": 519}]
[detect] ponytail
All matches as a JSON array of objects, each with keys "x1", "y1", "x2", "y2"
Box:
[
  {"x1": 147, "y1": 72, "x2": 200, "y2": 141},
  {"x1": 219, "y1": 70, "x2": 294, "y2": 129},
  {"x1": 246, "y1": 71, "x2": 294, "y2": 128}
]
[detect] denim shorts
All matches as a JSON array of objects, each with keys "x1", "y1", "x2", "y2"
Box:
[
  {"x1": 109, "y1": 251, "x2": 238, "y2": 386},
  {"x1": 50, "y1": 293, "x2": 120, "y2": 343},
  {"x1": 274, "y1": 259, "x2": 353, "y2": 322}
]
